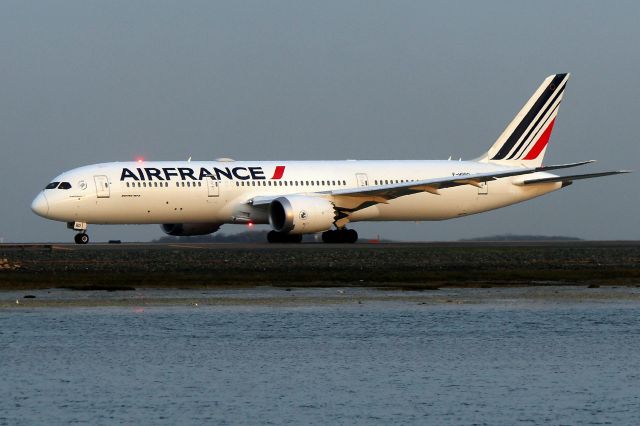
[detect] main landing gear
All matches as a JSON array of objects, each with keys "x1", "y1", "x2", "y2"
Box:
[
  {"x1": 267, "y1": 231, "x2": 303, "y2": 243},
  {"x1": 266, "y1": 229, "x2": 358, "y2": 244},
  {"x1": 321, "y1": 229, "x2": 358, "y2": 244},
  {"x1": 74, "y1": 233, "x2": 89, "y2": 245}
]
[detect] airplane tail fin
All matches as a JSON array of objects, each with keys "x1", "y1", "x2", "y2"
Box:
[{"x1": 477, "y1": 73, "x2": 570, "y2": 167}]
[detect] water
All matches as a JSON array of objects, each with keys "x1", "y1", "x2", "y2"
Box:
[{"x1": 1, "y1": 289, "x2": 640, "y2": 425}]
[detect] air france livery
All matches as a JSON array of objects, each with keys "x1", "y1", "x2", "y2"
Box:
[{"x1": 31, "y1": 74, "x2": 628, "y2": 244}]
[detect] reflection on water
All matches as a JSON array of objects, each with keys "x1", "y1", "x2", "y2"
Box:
[{"x1": 1, "y1": 289, "x2": 640, "y2": 424}]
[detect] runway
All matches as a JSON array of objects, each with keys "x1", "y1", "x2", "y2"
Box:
[{"x1": 1, "y1": 241, "x2": 638, "y2": 290}]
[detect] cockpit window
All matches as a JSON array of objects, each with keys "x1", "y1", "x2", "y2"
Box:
[
  {"x1": 58, "y1": 182, "x2": 72, "y2": 190},
  {"x1": 45, "y1": 182, "x2": 60, "y2": 189}
]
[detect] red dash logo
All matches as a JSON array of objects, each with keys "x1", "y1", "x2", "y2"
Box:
[{"x1": 271, "y1": 165, "x2": 285, "y2": 180}]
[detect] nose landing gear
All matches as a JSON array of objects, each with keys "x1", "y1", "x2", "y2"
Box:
[
  {"x1": 74, "y1": 233, "x2": 89, "y2": 244},
  {"x1": 68, "y1": 222, "x2": 89, "y2": 244}
]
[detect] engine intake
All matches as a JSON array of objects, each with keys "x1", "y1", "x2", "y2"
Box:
[
  {"x1": 161, "y1": 223, "x2": 221, "y2": 236},
  {"x1": 269, "y1": 196, "x2": 335, "y2": 234}
]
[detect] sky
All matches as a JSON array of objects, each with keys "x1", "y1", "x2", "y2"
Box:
[{"x1": 0, "y1": 0, "x2": 638, "y2": 243}]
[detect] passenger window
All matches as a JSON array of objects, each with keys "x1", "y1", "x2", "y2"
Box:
[{"x1": 342, "y1": 180, "x2": 346, "y2": 185}]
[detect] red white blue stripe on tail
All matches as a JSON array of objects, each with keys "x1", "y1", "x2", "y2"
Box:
[{"x1": 486, "y1": 73, "x2": 570, "y2": 166}]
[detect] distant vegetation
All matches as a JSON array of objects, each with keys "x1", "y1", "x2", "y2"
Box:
[
  {"x1": 152, "y1": 231, "x2": 581, "y2": 243},
  {"x1": 460, "y1": 234, "x2": 582, "y2": 242},
  {"x1": 152, "y1": 230, "x2": 391, "y2": 243},
  {"x1": 152, "y1": 230, "x2": 317, "y2": 243}
]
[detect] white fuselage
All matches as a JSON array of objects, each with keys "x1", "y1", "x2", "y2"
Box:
[{"x1": 32, "y1": 160, "x2": 560, "y2": 226}]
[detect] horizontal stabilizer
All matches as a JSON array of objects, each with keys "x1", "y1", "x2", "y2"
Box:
[
  {"x1": 522, "y1": 170, "x2": 631, "y2": 185},
  {"x1": 535, "y1": 160, "x2": 595, "y2": 172}
]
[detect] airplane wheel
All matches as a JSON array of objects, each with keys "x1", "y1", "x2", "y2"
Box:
[
  {"x1": 289, "y1": 234, "x2": 303, "y2": 243},
  {"x1": 322, "y1": 230, "x2": 336, "y2": 243},
  {"x1": 322, "y1": 229, "x2": 357, "y2": 243},
  {"x1": 267, "y1": 231, "x2": 278, "y2": 243},
  {"x1": 74, "y1": 233, "x2": 89, "y2": 245},
  {"x1": 267, "y1": 231, "x2": 302, "y2": 243}
]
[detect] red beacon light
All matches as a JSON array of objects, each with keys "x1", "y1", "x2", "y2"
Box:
[{"x1": 135, "y1": 157, "x2": 145, "y2": 164}]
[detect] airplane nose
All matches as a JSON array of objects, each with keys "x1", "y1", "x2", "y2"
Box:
[{"x1": 31, "y1": 192, "x2": 49, "y2": 217}]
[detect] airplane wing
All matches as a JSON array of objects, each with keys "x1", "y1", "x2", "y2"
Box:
[
  {"x1": 520, "y1": 170, "x2": 631, "y2": 186},
  {"x1": 328, "y1": 161, "x2": 597, "y2": 203},
  {"x1": 248, "y1": 161, "x2": 602, "y2": 209}
]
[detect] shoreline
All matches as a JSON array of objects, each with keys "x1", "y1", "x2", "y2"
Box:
[{"x1": 2, "y1": 285, "x2": 640, "y2": 309}]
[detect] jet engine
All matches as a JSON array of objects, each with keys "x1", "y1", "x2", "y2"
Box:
[
  {"x1": 161, "y1": 223, "x2": 221, "y2": 236},
  {"x1": 269, "y1": 196, "x2": 335, "y2": 234}
]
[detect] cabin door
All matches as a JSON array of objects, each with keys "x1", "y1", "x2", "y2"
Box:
[
  {"x1": 356, "y1": 173, "x2": 369, "y2": 187},
  {"x1": 207, "y1": 178, "x2": 220, "y2": 197},
  {"x1": 478, "y1": 181, "x2": 488, "y2": 195},
  {"x1": 94, "y1": 175, "x2": 110, "y2": 198}
]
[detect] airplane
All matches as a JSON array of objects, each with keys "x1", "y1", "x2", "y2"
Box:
[{"x1": 31, "y1": 73, "x2": 629, "y2": 244}]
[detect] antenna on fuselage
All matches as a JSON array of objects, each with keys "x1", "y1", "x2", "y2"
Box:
[{"x1": 187, "y1": 156, "x2": 192, "y2": 162}]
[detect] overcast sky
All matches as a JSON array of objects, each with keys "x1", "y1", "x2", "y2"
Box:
[{"x1": 0, "y1": 0, "x2": 638, "y2": 243}]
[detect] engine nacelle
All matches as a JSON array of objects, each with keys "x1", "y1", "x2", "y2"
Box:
[
  {"x1": 161, "y1": 223, "x2": 221, "y2": 236},
  {"x1": 269, "y1": 196, "x2": 335, "y2": 234}
]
